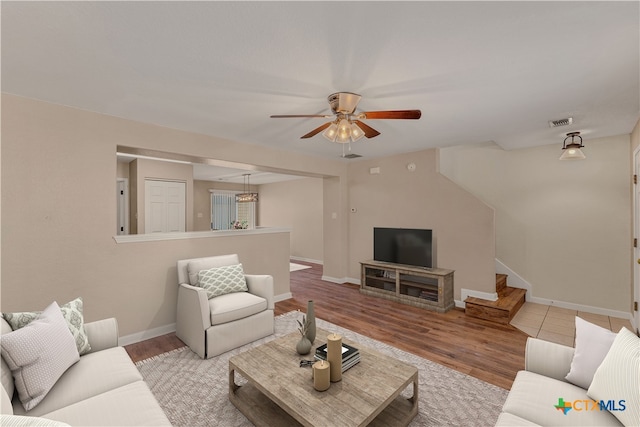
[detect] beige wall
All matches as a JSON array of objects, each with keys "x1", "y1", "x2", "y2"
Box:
[
  {"x1": 440, "y1": 135, "x2": 631, "y2": 312},
  {"x1": 631, "y1": 118, "x2": 639, "y2": 153},
  {"x1": 259, "y1": 178, "x2": 324, "y2": 262},
  {"x1": 1, "y1": 94, "x2": 348, "y2": 337},
  {"x1": 347, "y1": 149, "x2": 496, "y2": 299},
  {"x1": 116, "y1": 161, "x2": 129, "y2": 179}
]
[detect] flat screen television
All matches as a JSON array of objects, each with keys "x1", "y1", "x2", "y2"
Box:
[{"x1": 373, "y1": 227, "x2": 433, "y2": 268}]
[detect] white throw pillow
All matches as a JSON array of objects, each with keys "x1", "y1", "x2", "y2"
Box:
[
  {"x1": 564, "y1": 316, "x2": 616, "y2": 389},
  {"x1": 0, "y1": 302, "x2": 80, "y2": 411},
  {"x1": 197, "y1": 264, "x2": 248, "y2": 299},
  {"x1": 587, "y1": 327, "x2": 640, "y2": 427}
]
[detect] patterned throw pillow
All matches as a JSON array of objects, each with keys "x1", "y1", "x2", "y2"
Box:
[
  {"x1": 3, "y1": 297, "x2": 91, "y2": 355},
  {"x1": 197, "y1": 264, "x2": 248, "y2": 299}
]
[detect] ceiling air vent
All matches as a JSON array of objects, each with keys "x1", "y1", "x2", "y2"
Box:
[
  {"x1": 341, "y1": 153, "x2": 362, "y2": 159},
  {"x1": 549, "y1": 117, "x2": 573, "y2": 128}
]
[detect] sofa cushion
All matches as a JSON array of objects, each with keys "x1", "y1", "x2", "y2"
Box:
[
  {"x1": 2, "y1": 380, "x2": 14, "y2": 415},
  {"x1": 1, "y1": 302, "x2": 79, "y2": 411},
  {"x1": 565, "y1": 316, "x2": 616, "y2": 389},
  {"x1": 588, "y1": 327, "x2": 640, "y2": 427},
  {"x1": 208, "y1": 292, "x2": 267, "y2": 325},
  {"x1": 503, "y1": 371, "x2": 622, "y2": 426},
  {"x1": 3, "y1": 297, "x2": 91, "y2": 355},
  {"x1": 12, "y1": 346, "x2": 142, "y2": 418},
  {"x1": 0, "y1": 415, "x2": 70, "y2": 426},
  {"x1": 37, "y1": 381, "x2": 171, "y2": 426},
  {"x1": 197, "y1": 264, "x2": 248, "y2": 299}
]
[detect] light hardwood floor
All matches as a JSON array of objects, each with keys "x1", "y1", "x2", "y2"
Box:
[{"x1": 125, "y1": 261, "x2": 529, "y2": 389}]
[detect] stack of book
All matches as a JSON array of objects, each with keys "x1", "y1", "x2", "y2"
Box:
[
  {"x1": 419, "y1": 289, "x2": 438, "y2": 301},
  {"x1": 314, "y1": 342, "x2": 360, "y2": 372}
]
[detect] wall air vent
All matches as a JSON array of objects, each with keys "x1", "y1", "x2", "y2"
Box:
[
  {"x1": 341, "y1": 153, "x2": 362, "y2": 159},
  {"x1": 549, "y1": 117, "x2": 573, "y2": 128}
]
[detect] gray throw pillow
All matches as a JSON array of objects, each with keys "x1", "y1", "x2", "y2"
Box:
[
  {"x1": 1, "y1": 301, "x2": 80, "y2": 411},
  {"x1": 3, "y1": 297, "x2": 91, "y2": 355}
]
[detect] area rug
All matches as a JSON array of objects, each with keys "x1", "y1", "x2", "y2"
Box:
[
  {"x1": 136, "y1": 312, "x2": 508, "y2": 426},
  {"x1": 289, "y1": 262, "x2": 312, "y2": 272}
]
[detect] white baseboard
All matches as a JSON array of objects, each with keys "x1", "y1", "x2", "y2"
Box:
[
  {"x1": 527, "y1": 296, "x2": 631, "y2": 320},
  {"x1": 119, "y1": 323, "x2": 176, "y2": 347},
  {"x1": 290, "y1": 256, "x2": 323, "y2": 265},
  {"x1": 321, "y1": 275, "x2": 349, "y2": 284},
  {"x1": 274, "y1": 292, "x2": 292, "y2": 302},
  {"x1": 460, "y1": 288, "x2": 498, "y2": 303}
]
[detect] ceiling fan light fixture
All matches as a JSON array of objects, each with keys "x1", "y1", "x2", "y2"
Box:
[
  {"x1": 322, "y1": 122, "x2": 339, "y2": 142},
  {"x1": 350, "y1": 122, "x2": 365, "y2": 141},
  {"x1": 335, "y1": 119, "x2": 352, "y2": 143},
  {"x1": 559, "y1": 131, "x2": 586, "y2": 160},
  {"x1": 272, "y1": 92, "x2": 421, "y2": 147}
]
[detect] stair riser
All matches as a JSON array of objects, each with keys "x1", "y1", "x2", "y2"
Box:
[{"x1": 465, "y1": 303, "x2": 511, "y2": 324}]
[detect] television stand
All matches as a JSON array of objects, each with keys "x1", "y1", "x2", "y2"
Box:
[{"x1": 360, "y1": 260, "x2": 454, "y2": 313}]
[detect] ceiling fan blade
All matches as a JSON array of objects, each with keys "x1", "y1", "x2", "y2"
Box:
[
  {"x1": 301, "y1": 122, "x2": 332, "y2": 139},
  {"x1": 270, "y1": 114, "x2": 332, "y2": 118},
  {"x1": 353, "y1": 120, "x2": 381, "y2": 138},
  {"x1": 360, "y1": 110, "x2": 422, "y2": 120}
]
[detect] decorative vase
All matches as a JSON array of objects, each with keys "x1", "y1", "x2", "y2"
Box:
[
  {"x1": 305, "y1": 300, "x2": 316, "y2": 344},
  {"x1": 296, "y1": 336, "x2": 312, "y2": 355}
]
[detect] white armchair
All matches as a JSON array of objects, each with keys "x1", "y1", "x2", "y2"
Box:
[{"x1": 176, "y1": 254, "x2": 275, "y2": 359}]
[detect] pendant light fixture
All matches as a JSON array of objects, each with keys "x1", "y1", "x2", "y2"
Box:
[
  {"x1": 559, "y1": 132, "x2": 586, "y2": 160},
  {"x1": 236, "y1": 174, "x2": 258, "y2": 203}
]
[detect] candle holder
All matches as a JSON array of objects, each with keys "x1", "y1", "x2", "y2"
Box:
[
  {"x1": 327, "y1": 333, "x2": 342, "y2": 382},
  {"x1": 312, "y1": 360, "x2": 330, "y2": 391}
]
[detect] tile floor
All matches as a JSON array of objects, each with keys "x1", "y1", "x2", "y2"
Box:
[{"x1": 510, "y1": 302, "x2": 634, "y2": 347}]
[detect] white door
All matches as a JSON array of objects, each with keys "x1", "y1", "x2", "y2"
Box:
[
  {"x1": 116, "y1": 179, "x2": 129, "y2": 235},
  {"x1": 145, "y1": 180, "x2": 186, "y2": 233},
  {"x1": 634, "y1": 149, "x2": 640, "y2": 333}
]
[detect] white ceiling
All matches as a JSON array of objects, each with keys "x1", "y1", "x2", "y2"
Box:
[{"x1": 3, "y1": 1, "x2": 639, "y2": 176}]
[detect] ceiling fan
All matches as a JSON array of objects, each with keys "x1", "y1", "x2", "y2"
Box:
[{"x1": 270, "y1": 92, "x2": 421, "y2": 144}]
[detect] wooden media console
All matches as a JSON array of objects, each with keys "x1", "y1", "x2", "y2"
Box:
[{"x1": 360, "y1": 260, "x2": 454, "y2": 313}]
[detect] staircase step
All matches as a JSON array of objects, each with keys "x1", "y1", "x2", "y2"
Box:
[
  {"x1": 496, "y1": 274, "x2": 508, "y2": 297},
  {"x1": 464, "y1": 287, "x2": 526, "y2": 324}
]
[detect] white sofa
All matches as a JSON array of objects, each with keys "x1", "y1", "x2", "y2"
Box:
[
  {"x1": 497, "y1": 328, "x2": 639, "y2": 427},
  {"x1": 1, "y1": 316, "x2": 170, "y2": 426},
  {"x1": 176, "y1": 254, "x2": 275, "y2": 359}
]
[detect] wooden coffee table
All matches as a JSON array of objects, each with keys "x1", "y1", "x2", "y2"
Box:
[{"x1": 229, "y1": 328, "x2": 418, "y2": 427}]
